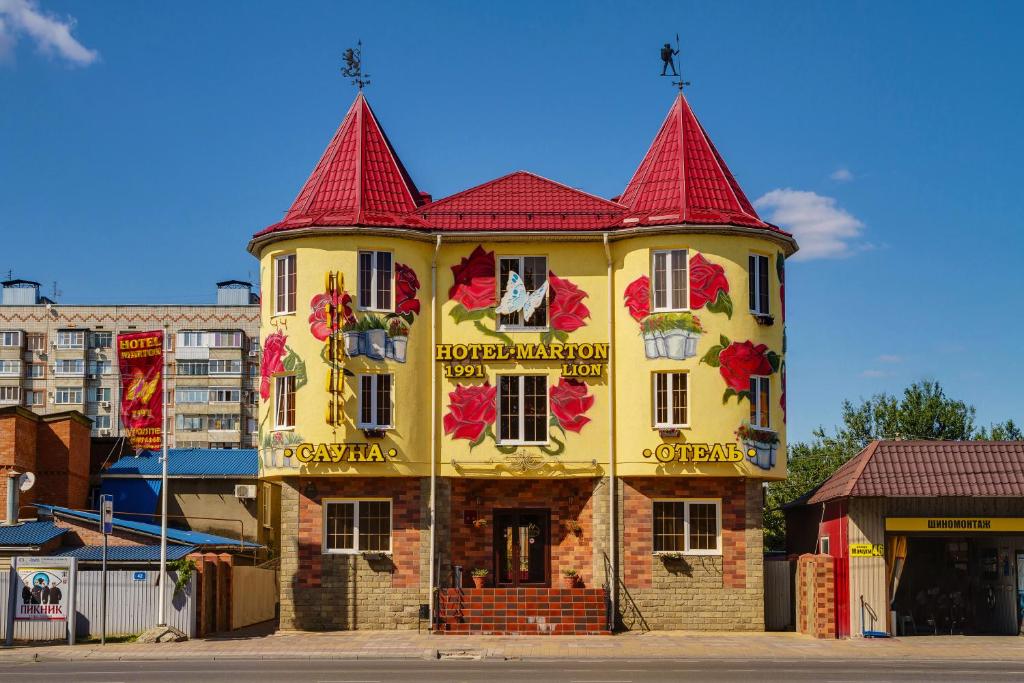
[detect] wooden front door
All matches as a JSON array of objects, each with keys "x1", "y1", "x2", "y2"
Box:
[{"x1": 494, "y1": 508, "x2": 550, "y2": 587}]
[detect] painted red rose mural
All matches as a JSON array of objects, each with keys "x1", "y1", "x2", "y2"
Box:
[
  {"x1": 688, "y1": 253, "x2": 733, "y2": 317},
  {"x1": 448, "y1": 245, "x2": 591, "y2": 344},
  {"x1": 308, "y1": 291, "x2": 354, "y2": 342},
  {"x1": 443, "y1": 383, "x2": 498, "y2": 444},
  {"x1": 549, "y1": 378, "x2": 594, "y2": 433},
  {"x1": 259, "y1": 330, "x2": 307, "y2": 400},
  {"x1": 700, "y1": 336, "x2": 780, "y2": 401}
]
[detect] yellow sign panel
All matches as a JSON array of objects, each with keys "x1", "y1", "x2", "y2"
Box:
[
  {"x1": 282, "y1": 443, "x2": 398, "y2": 464},
  {"x1": 641, "y1": 443, "x2": 748, "y2": 464},
  {"x1": 434, "y1": 342, "x2": 609, "y2": 363},
  {"x1": 849, "y1": 543, "x2": 884, "y2": 557},
  {"x1": 885, "y1": 517, "x2": 1024, "y2": 533}
]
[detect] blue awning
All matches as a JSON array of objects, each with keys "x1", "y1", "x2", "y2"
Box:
[{"x1": 100, "y1": 478, "x2": 161, "y2": 516}]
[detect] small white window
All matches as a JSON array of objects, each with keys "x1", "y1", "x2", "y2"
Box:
[
  {"x1": 651, "y1": 249, "x2": 688, "y2": 312},
  {"x1": 496, "y1": 256, "x2": 548, "y2": 330},
  {"x1": 0, "y1": 387, "x2": 20, "y2": 404},
  {"x1": 210, "y1": 331, "x2": 242, "y2": 348},
  {"x1": 210, "y1": 387, "x2": 241, "y2": 403},
  {"x1": 358, "y1": 374, "x2": 393, "y2": 429},
  {"x1": 55, "y1": 386, "x2": 83, "y2": 404},
  {"x1": 653, "y1": 372, "x2": 688, "y2": 428},
  {"x1": 323, "y1": 499, "x2": 392, "y2": 554},
  {"x1": 819, "y1": 536, "x2": 831, "y2": 555},
  {"x1": 653, "y1": 499, "x2": 722, "y2": 555},
  {"x1": 89, "y1": 332, "x2": 113, "y2": 348},
  {"x1": 25, "y1": 364, "x2": 44, "y2": 379},
  {"x1": 0, "y1": 331, "x2": 23, "y2": 347},
  {"x1": 175, "y1": 388, "x2": 208, "y2": 403},
  {"x1": 208, "y1": 413, "x2": 239, "y2": 430},
  {"x1": 497, "y1": 374, "x2": 548, "y2": 445},
  {"x1": 749, "y1": 376, "x2": 771, "y2": 428},
  {"x1": 209, "y1": 359, "x2": 242, "y2": 375},
  {"x1": 23, "y1": 390, "x2": 44, "y2": 407},
  {"x1": 176, "y1": 414, "x2": 205, "y2": 431},
  {"x1": 89, "y1": 387, "x2": 111, "y2": 402},
  {"x1": 55, "y1": 359, "x2": 84, "y2": 376},
  {"x1": 91, "y1": 415, "x2": 111, "y2": 430},
  {"x1": 26, "y1": 333, "x2": 46, "y2": 351},
  {"x1": 87, "y1": 360, "x2": 111, "y2": 375},
  {"x1": 274, "y1": 375, "x2": 295, "y2": 428},
  {"x1": 358, "y1": 250, "x2": 393, "y2": 311},
  {"x1": 274, "y1": 254, "x2": 297, "y2": 315},
  {"x1": 56, "y1": 330, "x2": 85, "y2": 348},
  {"x1": 748, "y1": 254, "x2": 770, "y2": 315},
  {"x1": 0, "y1": 359, "x2": 21, "y2": 377}
]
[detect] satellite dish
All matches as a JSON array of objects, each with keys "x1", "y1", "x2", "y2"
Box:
[{"x1": 18, "y1": 472, "x2": 35, "y2": 492}]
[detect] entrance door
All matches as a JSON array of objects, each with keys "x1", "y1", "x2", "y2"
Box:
[{"x1": 494, "y1": 509, "x2": 550, "y2": 587}]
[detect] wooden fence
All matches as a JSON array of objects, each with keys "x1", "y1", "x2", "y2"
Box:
[
  {"x1": 764, "y1": 558, "x2": 795, "y2": 631},
  {"x1": 0, "y1": 570, "x2": 195, "y2": 641}
]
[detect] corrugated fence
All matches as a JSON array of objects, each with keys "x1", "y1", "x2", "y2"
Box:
[
  {"x1": 0, "y1": 570, "x2": 195, "y2": 641},
  {"x1": 764, "y1": 558, "x2": 795, "y2": 631}
]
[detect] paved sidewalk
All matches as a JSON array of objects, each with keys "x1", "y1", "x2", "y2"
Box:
[{"x1": 1, "y1": 629, "x2": 1023, "y2": 663}]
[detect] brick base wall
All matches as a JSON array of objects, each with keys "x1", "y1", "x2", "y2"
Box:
[
  {"x1": 616, "y1": 477, "x2": 765, "y2": 631},
  {"x1": 278, "y1": 477, "x2": 430, "y2": 631},
  {"x1": 436, "y1": 588, "x2": 609, "y2": 635},
  {"x1": 796, "y1": 553, "x2": 836, "y2": 638}
]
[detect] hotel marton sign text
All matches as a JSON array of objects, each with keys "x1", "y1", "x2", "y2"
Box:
[{"x1": 434, "y1": 342, "x2": 609, "y2": 378}]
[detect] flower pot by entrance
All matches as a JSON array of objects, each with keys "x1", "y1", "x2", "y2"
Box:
[{"x1": 472, "y1": 576, "x2": 486, "y2": 589}]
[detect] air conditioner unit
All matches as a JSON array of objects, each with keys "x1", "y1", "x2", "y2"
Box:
[
  {"x1": 100, "y1": 401, "x2": 111, "y2": 409},
  {"x1": 247, "y1": 350, "x2": 258, "y2": 357},
  {"x1": 50, "y1": 341, "x2": 57, "y2": 348},
  {"x1": 98, "y1": 428, "x2": 111, "y2": 436},
  {"x1": 88, "y1": 373, "x2": 99, "y2": 380},
  {"x1": 234, "y1": 484, "x2": 257, "y2": 500}
]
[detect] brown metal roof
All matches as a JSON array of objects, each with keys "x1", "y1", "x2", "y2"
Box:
[{"x1": 808, "y1": 440, "x2": 1024, "y2": 504}]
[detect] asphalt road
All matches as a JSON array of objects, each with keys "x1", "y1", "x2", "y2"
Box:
[{"x1": 1, "y1": 658, "x2": 1023, "y2": 682}]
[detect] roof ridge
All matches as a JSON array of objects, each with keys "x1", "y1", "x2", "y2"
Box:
[
  {"x1": 844, "y1": 440, "x2": 882, "y2": 497},
  {"x1": 417, "y1": 170, "x2": 627, "y2": 214}
]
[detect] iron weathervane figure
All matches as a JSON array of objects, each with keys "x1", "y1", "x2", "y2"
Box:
[
  {"x1": 660, "y1": 35, "x2": 690, "y2": 92},
  {"x1": 342, "y1": 40, "x2": 371, "y2": 90}
]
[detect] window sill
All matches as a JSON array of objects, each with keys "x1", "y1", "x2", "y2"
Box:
[
  {"x1": 271, "y1": 426, "x2": 295, "y2": 433},
  {"x1": 323, "y1": 549, "x2": 393, "y2": 557},
  {"x1": 653, "y1": 551, "x2": 722, "y2": 558},
  {"x1": 496, "y1": 441, "x2": 550, "y2": 447},
  {"x1": 496, "y1": 327, "x2": 550, "y2": 334}
]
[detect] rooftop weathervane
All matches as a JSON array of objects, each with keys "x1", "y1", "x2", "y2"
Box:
[
  {"x1": 341, "y1": 40, "x2": 371, "y2": 90},
  {"x1": 660, "y1": 34, "x2": 690, "y2": 92}
]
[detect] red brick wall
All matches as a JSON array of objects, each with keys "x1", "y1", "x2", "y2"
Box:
[
  {"x1": 35, "y1": 418, "x2": 91, "y2": 509},
  {"x1": 797, "y1": 553, "x2": 836, "y2": 638},
  {"x1": 53, "y1": 515, "x2": 153, "y2": 547},
  {"x1": 296, "y1": 477, "x2": 422, "y2": 589},
  {"x1": 449, "y1": 478, "x2": 597, "y2": 588},
  {"x1": 621, "y1": 477, "x2": 748, "y2": 590},
  {"x1": 0, "y1": 411, "x2": 39, "y2": 515}
]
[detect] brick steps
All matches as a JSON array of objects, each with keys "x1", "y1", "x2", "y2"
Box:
[{"x1": 435, "y1": 588, "x2": 610, "y2": 635}]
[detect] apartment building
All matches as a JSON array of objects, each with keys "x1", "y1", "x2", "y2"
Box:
[{"x1": 0, "y1": 279, "x2": 260, "y2": 449}]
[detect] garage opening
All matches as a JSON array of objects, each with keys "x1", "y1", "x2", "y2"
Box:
[{"x1": 889, "y1": 535, "x2": 1022, "y2": 636}]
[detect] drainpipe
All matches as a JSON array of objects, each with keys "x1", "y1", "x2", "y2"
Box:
[
  {"x1": 6, "y1": 474, "x2": 18, "y2": 526},
  {"x1": 428, "y1": 234, "x2": 442, "y2": 630},
  {"x1": 603, "y1": 232, "x2": 617, "y2": 631}
]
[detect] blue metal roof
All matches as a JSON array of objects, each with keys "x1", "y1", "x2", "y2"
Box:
[
  {"x1": 0, "y1": 520, "x2": 68, "y2": 547},
  {"x1": 56, "y1": 544, "x2": 197, "y2": 562},
  {"x1": 103, "y1": 448, "x2": 258, "y2": 478},
  {"x1": 36, "y1": 505, "x2": 261, "y2": 550}
]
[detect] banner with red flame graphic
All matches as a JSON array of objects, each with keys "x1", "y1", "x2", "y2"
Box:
[{"x1": 116, "y1": 330, "x2": 163, "y2": 451}]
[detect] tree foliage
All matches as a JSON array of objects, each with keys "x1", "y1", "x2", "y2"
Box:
[{"x1": 764, "y1": 380, "x2": 1003, "y2": 551}]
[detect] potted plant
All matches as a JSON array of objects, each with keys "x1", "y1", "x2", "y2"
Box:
[
  {"x1": 641, "y1": 313, "x2": 704, "y2": 360},
  {"x1": 362, "y1": 314, "x2": 388, "y2": 360},
  {"x1": 640, "y1": 315, "x2": 667, "y2": 359},
  {"x1": 561, "y1": 568, "x2": 578, "y2": 589},
  {"x1": 563, "y1": 519, "x2": 582, "y2": 536},
  {"x1": 471, "y1": 568, "x2": 489, "y2": 589},
  {"x1": 736, "y1": 423, "x2": 780, "y2": 471},
  {"x1": 388, "y1": 317, "x2": 409, "y2": 363},
  {"x1": 473, "y1": 517, "x2": 488, "y2": 530},
  {"x1": 342, "y1": 318, "x2": 361, "y2": 357}
]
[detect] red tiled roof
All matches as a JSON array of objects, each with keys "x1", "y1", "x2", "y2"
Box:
[
  {"x1": 618, "y1": 93, "x2": 770, "y2": 230},
  {"x1": 256, "y1": 93, "x2": 424, "y2": 236},
  {"x1": 808, "y1": 441, "x2": 1024, "y2": 504},
  {"x1": 413, "y1": 171, "x2": 627, "y2": 231}
]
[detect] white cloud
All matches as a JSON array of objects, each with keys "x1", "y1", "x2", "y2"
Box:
[
  {"x1": 0, "y1": 0, "x2": 98, "y2": 66},
  {"x1": 830, "y1": 167, "x2": 854, "y2": 182},
  {"x1": 878, "y1": 354, "x2": 902, "y2": 364},
  {"x1": 754, "y1": 188, "x2": 865, "y2": 260},
  {"x1": 860, "y1": 369, "x2": 890, "y2": 379}
]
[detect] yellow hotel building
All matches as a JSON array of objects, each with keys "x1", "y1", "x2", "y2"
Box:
[{"x1": 248, "y1": 89, "x2": 797, "y2": 633}]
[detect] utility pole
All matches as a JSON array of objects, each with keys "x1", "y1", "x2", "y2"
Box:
[{"x1": 157, "y1": 325, "x2": 169, "y2": 626}]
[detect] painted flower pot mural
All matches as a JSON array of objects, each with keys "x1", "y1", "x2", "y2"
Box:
[
  {"x1": 736, "y1": 423, "x2": 779, "y2": 471},
  {"x1": 388, "y1": 318, "x2": 409, "y2": 363},
  {"x1": 361, "y1": 315, "x2": 388, "y2": 360},
  {"x1": 624, "y1": 253, "x2": 731, "y2": 361}
]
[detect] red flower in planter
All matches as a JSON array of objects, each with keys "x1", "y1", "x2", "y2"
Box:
[
  {"x1": 443, "y1": 383, "x2": 497, "y2": 442},
  {"x1": 549, "y1": 378, "x2": 595, "y2": 433},
  {"x1": 548, "y1": 272, "x2": 590, "y2": 332},
  {"x1": 689, "y1": 253, "x2": 730, "y2": 309},
  {"x1": 259, "y1": 331, "x2": 288, "y2": 400},
  {"x1": 718, "y1": 341, "x2": 773, "y2": 393},
  {"x1": 395, "y1": 262, "x2": 421, "y2": 316},
  {"x1": 308, "y1": 291, "x2": 354, "y2": 342},
  {"x1": 623, "y1": 276, "x2": 650, "y2": 322},
  {"x1": 449, "y1": 245, "x2": 496, "y2": 311}
]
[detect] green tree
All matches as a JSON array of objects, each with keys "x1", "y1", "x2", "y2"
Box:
[
  {"x1": 765, "y1": 380, "x2": 979, "y2": 551},
  {"x1": 975, "y1": 419, "x2": 1022, "y2": 440}
]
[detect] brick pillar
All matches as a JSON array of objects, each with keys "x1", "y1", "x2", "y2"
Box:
[
  {"x1": 278, "y1": 478, "x2": 299, "y2": 630},
  {"x1": 217, "y1": 553, "x2": 233, "y2": 632},
  {"x1": 201, "y1": 555, "x2": 217, "y2": 634},
  {"x1": 796, "y1": 554, "x2": 836, "y2": 638}
]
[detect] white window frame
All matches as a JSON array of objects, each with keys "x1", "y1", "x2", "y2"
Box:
[
  {"x1": 91, "y1": 414, "x2": 111, "y2": 430},
  {"x1": 88, "y1": 331, "x2": 113, "y2": 349},
  {"x1": 89, "y1": 387, "x2": 111, "y2": 402},
  {"x1": 818, "y1": 535, "x2": 831, "y2": 555},
  {"x1": 274, "y1": 375, "x2": 295, "y2": 429},
  {"x1": 56, "y1": 330, "x2": 85, "y2": 348},
  {"x1": 749, "y1": 375, "x2": 771, "y2": 429},
  {"x1": 54, "y1": 386, "x2": 83, "y2": 405},
  {"x1": 262, "y1": 482, "x2": 272, "y2": 528},
  {"x1": 0, "y1": 331, "x2": 22, "y2": 347},
  {"x1": 0, "y1": 386, "x2": 20, "y2": 404},
  {"x1": 25, "y1": 364, "x2": 44, "y2": 379},
  {"x1": 496, "y1": 374, "x2": 549, "y2": 446},
  {"x1": 87, "y1": 360, "x2": 112, "y2": 375},
  {"x1": 176, "y1": 414, "x2": 205, "y2": 432},
  {"x1": 23, "y1": 389, "x2": 44, "y2": 407},
  {"x1": 357, "y1": 250, "x2": 394, "y2": 312},
  {"x1": 749, "y1": 253, "x2": 770, "y2": 315},
  {"x1": 209, "y1": 387, "x2": 241, "y2": 403},
  {"x1": 651, "y1": 249, "x2": 688, "y2": 312},
  {"x1": 177, "y1": 331, "x2": 207, "y2": 348},
  {"x1": 274, "y1": 254, "x2": 297, "y2": 315},
  {"x1": 175, "y1": 388, "x2": 208, "y2": 404},
  {"x1": 321, "y1": 498, "x2": 393, "y2": 555},
  {"x1": 209, "y1": 331, "x2": 242, "y2": 348},
  {"x1": 0, "y1": 359, "x2": 21, "y2": 377},
  {"x1": 652, "y1": 371, "x2": 689, "y2": 428},
  {"x1": 652, "y1": 498, "x2": 722, "y2": 556},
  {"x1": 357, "y1": 373, "x2": 394, "y2": 429},
  {"x1": 25, "y1": 333, "x2": 46, "y2": 351},
  {"x1": 208, "y1": 413, "x2": 240, "y2": 431},
  {"x1": 177, "y1": 360, "x2": 209, "y2": 376},
  {"x1": 55, "y1": 359, "x2": 85, "y2": 376},
  {"x1": 209, "y1": 359, "x2": 242, "y2": 375},
  {"x1": 496, "y1": 255, "x2": 549, "y2": 331}
]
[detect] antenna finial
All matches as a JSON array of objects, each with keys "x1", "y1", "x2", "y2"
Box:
[{"x1": 341, "y1": 40, "x2": 371, "y2": 91}]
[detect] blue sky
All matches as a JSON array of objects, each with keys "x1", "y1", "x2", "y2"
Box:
[{"x1": 1, "y1": 1, "x2": 1022, "y2": 442}]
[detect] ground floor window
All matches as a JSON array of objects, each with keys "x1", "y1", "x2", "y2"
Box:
[
  {"x1": 653, "y1": 499, "x2": 721, "y2": 554},
  {"x1": 323, "y1": 499, "x2": 392, "y2": 554},
  {"x1": 497, "y1": 374, "x2": 548, "y2": 444}
]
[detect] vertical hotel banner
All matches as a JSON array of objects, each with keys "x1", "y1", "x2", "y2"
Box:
[{"x1": 117, "y1": 330, "x2": 164, "y2": 450}]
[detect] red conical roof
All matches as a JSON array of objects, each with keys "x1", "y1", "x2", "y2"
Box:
[
  {"x1": 257, "y1": 93, "x2": 425, "y2": 235},
  {"x1": 619, "y1": 94, "x2": 769, "y2": 229}
]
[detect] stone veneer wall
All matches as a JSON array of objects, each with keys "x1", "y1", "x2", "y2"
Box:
[
  {"x1": 278, "y1": 476, "x2": 431, "y2": 630},
  {"x1": 616, "y1": 477, "x2": 764, "y2": 631}
]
